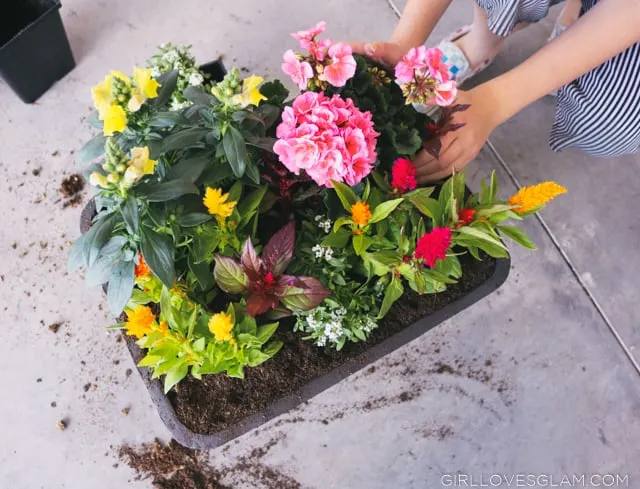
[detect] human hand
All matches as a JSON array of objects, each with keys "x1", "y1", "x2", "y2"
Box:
[
  {"x1": 414, "y1": 88, "x2": 501, "y2": 184},
  {"x1": 349, "y1": 41, "x2": 406, "y2": 69}
]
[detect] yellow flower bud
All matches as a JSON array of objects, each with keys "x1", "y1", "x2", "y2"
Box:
[
  {"x1": 107, "y1": 173, "x2": 120, "y2": 184},
  {"x1": 89, "y1": 172, "x2": 108, "y2": 187}
]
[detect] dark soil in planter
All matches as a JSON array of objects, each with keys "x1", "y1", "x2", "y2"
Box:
[{"x1": 170, "y1": 253, "x2": 496, "y2": 435}]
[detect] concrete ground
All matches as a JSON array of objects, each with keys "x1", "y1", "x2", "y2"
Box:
[{"x1": 1, "y1": 0, "x2": 639, "y2": 487}]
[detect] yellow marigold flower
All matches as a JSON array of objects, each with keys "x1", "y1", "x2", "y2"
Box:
[
  {"x1": 203, "y1": 187, "x2": 236, "y2": 222},
  {"x1": 134, "y1": 254, "x2": 151, "y2": 279},
  {"x1": 102, "y1": 104, "x2": 127, "y2": 136},
  {"x1": 233, "y1": 75, "x2": 267, "y2": 107},
  {"x1": 125, "y1": 305, "x2": 156, "y2": 339},
  {"x1": 208, "y1": 312, "x2": 234, "y2": 342},
  {"x1": 351, "y1": 201, "x2": 372, "y2": 227},
  {"x1": 508, "y1": 181, "x2": 567, "y2": 214}
]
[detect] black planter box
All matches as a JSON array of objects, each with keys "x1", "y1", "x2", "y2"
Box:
[
  {"x1": 0, "y1": 0, "x2": 75, "y2": 103},
  {"x1": 80, "y1": 197, "x2": 511, "y2": 449}
]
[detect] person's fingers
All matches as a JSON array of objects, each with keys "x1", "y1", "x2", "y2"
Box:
[
  {"x1": 417, "y1": 164, "x2": 455, "y2": 184},
  {"x1": 416, "y1": 134, "x2": 458, "y2": 176},
  {"x1": 348, "y1": 41, "x2": 400, "y2": 67}
]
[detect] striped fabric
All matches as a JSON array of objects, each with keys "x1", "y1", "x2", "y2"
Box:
[{"x1": 476, "y1": 0, "x2": 640, "y2": 157}]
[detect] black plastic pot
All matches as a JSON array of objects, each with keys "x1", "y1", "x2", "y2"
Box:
[
  {"x1": 0, "y1": 0, "x2": 75, "y2": 103},
  {"x1": 80, "y1": 198, "x2": 511, "y2": 450}
]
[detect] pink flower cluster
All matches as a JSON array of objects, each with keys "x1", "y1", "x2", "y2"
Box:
[
  {"x1": 282, "y1": 22, "x2": 356, "y2": 90},
  {"x1": 395, "y1": 46, "x2": 457, "y2": 106},
  {"x1": 273, "y1": 91, "x2": 379, "y2": 187}
]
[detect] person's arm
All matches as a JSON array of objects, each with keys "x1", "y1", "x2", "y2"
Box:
[
  {"x1": 351, "y1": 0, "x2": 453, "y2": 66},
  {"x1": 417, "y1": 0, "x2": 640, "y2": 183},
  {"x1": 390, "y1": 0, "x2": 453, "y2": 52},
  {"x1": 485, "y1": 0, "x2": 640, "y2": 126}
]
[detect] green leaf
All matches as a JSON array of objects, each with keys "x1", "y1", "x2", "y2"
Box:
[
  {"x1": 497, "y1": 225, "x2": 536, "y2": 250},
  {"x1": 121, "y1": 196, "x2": 139, "y2": 234},
  {"x1": 246, "y1": 349, "x2": 271, "y2": 367},
  {"x1": 331, "y1": 181, "x2": 358, "y2": 211},
  {"x1": 262, "y1": 340, "x2": 284, "y2": 357},
  {"x1": 321, "y1": 228, "x2": 351, "y2": 248},
  {"x1": 107, "y1": 258, "x2": 135, "y2": 315},
  {"x1": 68, "y1": 233, "x2": 87, "y2": 273},
  {"x1": 179, "y1": 213, "x2": 213, "y2": 227},
  {"x1": 76, "y1": 134, "x2": 107, "y2": 166},
  {"x1": 457, "y1": 226, "x2": 508, "y2": 251},
  {"x1": 377, "y1": 275, "x2": 404, "y2": 319},
  {"x1": 140, "y1": 228, "x2": 175, "y2": 288},
  {"x1": 142, "y1": 180, "x2": 200, "y2": 202},
  {"x1": 244, "y1": 162, "x2": 261, "y2": 185},
  {"x1": 332, "y1": 216, "x2": 353, "y2": 233},
  {"x1": 183, "y1": 85, "x2": 217, "y2": 106},
  {"x1": 138, "y1": 355, "x2": 162, "y2": 368},
  {"x1": 83, "y1": 214, "x2": 117, "y2": 267},
  {"x1": 371, "y1": 170, "x2": 390, "y2": 192},
  {"x1": 213, "y1": 256, "x2": 248, "y2": 294},
  {"x1": 363, "y1": 250, "x2": 400, "y2": 276},
  {"x1": 409, "y1": 195, "x2": 441, "y2": 222},
  {"x1": 166, "y1": 155, "x2": 212, "y2": 183},
  {"x1": 237, "y1": 185, "x2": 267, "y2": 220},
  {"x1": 147, "y1": 112, "x2": 186, "y2": 128},
  {"x1": 452, "y1": 170, "x2": 466, "y2": 205},
  {"x1": 489, "y1": 171, "x2": 499, "y2": 202},
  {"x1": 369, "y1": 198, "x2": 403, "y2": 224},
  {"x1": 161, "y1": 128, "x2": 209, "y2": 153},
  {"x1": 163, "y1": 364, "x2": 189, "y2": 393},
  {"x1": 160, "y1": 285, "x2": 174, "y2": 328},
  {"x1": 255, "y1": 322, "x2": 279, "y2": 344},
  {"x1": 223, "y1": 126, "x2": 248, "y2": 178},
  {"x1": 188, "y1": 253, "x2": 214, "y2": 289},
  {"x1": 352, "y1": 234, "x2": 373, "y2": 255},
  {"x1": 153, "y1": 70, "x2": 179, "y2": 108}
]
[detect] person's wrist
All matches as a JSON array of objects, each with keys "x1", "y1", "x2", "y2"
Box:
[{"x1": 470, "y1": 79, "x2": 515, "y2": 129}]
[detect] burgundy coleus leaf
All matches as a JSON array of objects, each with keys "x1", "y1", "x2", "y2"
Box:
[
  {"x1": 213, "y1": 255, "x2": 249, "y2": 294},
  {"x1": 448, "y1": 103, "x2": 471, "y2": 115},
  {"x1": 241, "y1": 238, "x2": 264, "y2": 282},
  {"x1": 262, "y1": 221, "x2": 295, "y2": 277},
  {"x1": 279, "y1": 275, "x2": 331, "y2": 312},
  {"x1": 246, "y1": 292, "x2": 279, "y2": 317},
  {"x1": 423, "y1": 138, "x2": 442, "y2": 159}
]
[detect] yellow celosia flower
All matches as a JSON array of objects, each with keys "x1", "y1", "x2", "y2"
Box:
[
  {"x1": 233, "y1": 75, "x2": 267, "y2": 107},
  {"x1": 203, "y1": 187, "x2": 236, "y2": 222},
  {"x1": 351, "y1": 201, "x2": 372, "y2": 227},
  {"x1": 208, "y1": 312, "x2": 234, "y2": 342},
  {"x1": 128, "y1": 67, "x2": 160, "y2": 112},
  {"x1": 508, "y1": 181, "x2": 567, "y2": 214},
  {"x1": 102, "y1": 104, "x2": 127, "y2": 136},
  {"x1": 125, "y1": 305, "x2": 156, "y2": 339}
]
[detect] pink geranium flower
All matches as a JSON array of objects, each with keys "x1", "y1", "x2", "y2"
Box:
[
  {"x1": 292, "y1": 21, "x2": 327, "y2": 42},
  {"x1": 395, "y1": 46, "x2": 458, "y2": 107},
  {"x1": 323, "y1": 43, "x2": 357, "y2": 87},
  {"x1": 282, "y1": 49, "x2": 314, "y2": 90},
  {"x1": 432, "y1": 80, "x2": 457, "y2": 106},
  {"x1": 274, "y1": 92, "x2": 379, "y2": 187}
]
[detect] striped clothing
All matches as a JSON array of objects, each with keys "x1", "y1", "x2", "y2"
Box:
[{"x1": 476, "y1": 0, "x2": 640, "y2": 157}]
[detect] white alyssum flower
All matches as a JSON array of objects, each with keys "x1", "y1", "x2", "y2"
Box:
[
  {"x1": 188, "y1": 72, "x2": 204, "y2": 86},
  {"x1": 324, "y1": 247, "x2": 334, "y2": 261},
  {"x1": 164, "y1": 50, "x2": 179, "y2": 63},
  {"x1": 151, "y1": 67, "x2": 161, "y2": 78},
  {"x1": 170, "y1": 100, "x2": 192, "y2": 111},
  {"x1": 314, "y1": 215, "x2": 332, "y2": 233},
  {"x1": 312, "y1": 244, "x2": 324, "y2": 259}
]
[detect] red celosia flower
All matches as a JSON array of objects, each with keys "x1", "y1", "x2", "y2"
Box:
[
  {"x1": 391, "y1": 158, "x2": 417, "y2": 194},
  {"x1": 414, "y1": 227, "x2": 452, "y2": 268},
  {"x1": 458, "y1": 208, "x2": 476, "y2": 225}
]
